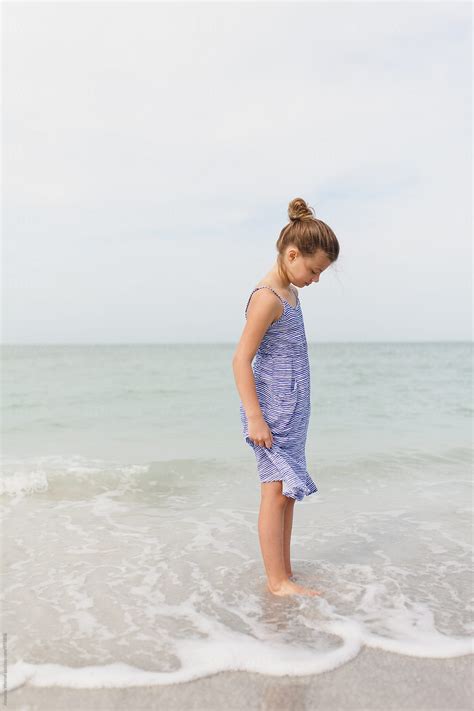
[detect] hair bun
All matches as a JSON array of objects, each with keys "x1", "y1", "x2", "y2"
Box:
[{"x1": 288, "y1": 197, "x2": 315, "y2": 222}]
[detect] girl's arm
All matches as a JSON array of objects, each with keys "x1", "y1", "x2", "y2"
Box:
[{"x1": 232, "y1": 289, "x2": 282, "y2": 420}]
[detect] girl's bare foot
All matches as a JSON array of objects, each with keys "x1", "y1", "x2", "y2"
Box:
[{"x1": 267, "y1": 579, "x2": 321, "y2": 597}]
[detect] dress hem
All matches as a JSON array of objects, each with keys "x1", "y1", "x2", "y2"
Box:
[{"x1": 245, "y1": 436, "x2": 319, "y2": 501}]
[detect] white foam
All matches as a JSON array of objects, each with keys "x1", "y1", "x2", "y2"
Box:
[
  {"x1": 6, "y1": 605, "x2": 362, "y2": 689},
  {"x1": 0, "y1": 468, "x2": 48, "y2": 497},
  {"x1": 0, "y1": 454, "x2": 149, "y2": 498},
  {"x1": 7, "y1": 605, "x2": 473, "y2": 691}
]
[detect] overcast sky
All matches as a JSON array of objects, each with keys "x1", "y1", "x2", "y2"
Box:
[{"x1": 3, "y1": 1, "x2": 471, "y2": 344}]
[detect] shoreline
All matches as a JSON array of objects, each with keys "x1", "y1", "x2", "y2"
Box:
[{"x1": 8, "y1": 648, "x2": 473, "y2": 711}]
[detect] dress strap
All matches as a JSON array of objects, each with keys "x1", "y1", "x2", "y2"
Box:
[{"x1": 244, "y1": 285, "x2": 285, "y2": 316}]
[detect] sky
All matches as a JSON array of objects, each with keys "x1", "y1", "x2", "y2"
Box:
[{"x1": 3, "y1": 1, "x2": 472, "y2": 344}]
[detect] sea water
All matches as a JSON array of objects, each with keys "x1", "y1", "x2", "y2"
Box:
[{"x1": 1, "y1": 342, "x2": 472, "y2": 689}]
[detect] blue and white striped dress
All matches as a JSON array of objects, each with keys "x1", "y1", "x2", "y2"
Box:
[{"x1": 239, "y1": 285, "x2": 319, "y2": 501}]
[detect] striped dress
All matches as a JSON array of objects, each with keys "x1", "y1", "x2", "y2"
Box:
[{"x1": 239, "y1": 285, "x2": 319, "y2": 501}]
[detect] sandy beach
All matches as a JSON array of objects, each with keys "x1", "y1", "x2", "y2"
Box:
[{"x1": 8, "y1": 648, "x2": 472, "y2": 710}]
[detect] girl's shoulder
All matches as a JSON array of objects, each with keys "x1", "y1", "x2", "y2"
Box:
[
  {"x1": 245, "y1": 284, "x2": 285, "y2": 321},
  {"x1": 252, "y1": 283, "x2": 286, "y2": 305},
  {"x1": 253, "y1": 282, "x2": 297, "y2": 304}
]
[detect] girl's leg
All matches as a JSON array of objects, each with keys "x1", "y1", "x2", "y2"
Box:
[
  {"x1": 258, "y1": 481, "x2": 321, "y2": 597},
  {"x1": 258, "y1": 482, "x2": 289, "y2": 589},
  {"x1": 283, "y1": 497, "x2": 296, "y2": 577}
]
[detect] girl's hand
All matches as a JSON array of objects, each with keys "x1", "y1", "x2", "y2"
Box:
[{"x1": 248, "y1": 414, "x2": 273, "y2": 449}]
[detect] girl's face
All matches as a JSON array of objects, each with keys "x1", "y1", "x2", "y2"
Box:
[{"x1": 287, "y1": 248, "x2": 332, "y2": 288}]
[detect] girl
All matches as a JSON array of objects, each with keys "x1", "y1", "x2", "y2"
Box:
[{"x1": 232, "y1": 197, "x2": 340, "y2": 597}]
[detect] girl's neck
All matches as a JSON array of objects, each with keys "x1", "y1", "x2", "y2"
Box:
[{"x1": 263, "y1": 264, "x2": 290, "y2": 290}]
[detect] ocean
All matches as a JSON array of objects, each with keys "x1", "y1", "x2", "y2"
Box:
[{"x1": 1, "y1": 342, "x2": 472, "y2": 690}]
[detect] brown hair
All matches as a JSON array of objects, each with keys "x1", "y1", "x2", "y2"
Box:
[{"x1": 276, "y1": 197, "x2": 339, "y2": 277}]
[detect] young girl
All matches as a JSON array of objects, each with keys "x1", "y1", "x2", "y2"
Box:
[{"x1": 232, "y1": 197, "x2": 340, "y2": 597}]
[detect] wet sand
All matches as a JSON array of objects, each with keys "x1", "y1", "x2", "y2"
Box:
[{"x1": 8, "y1": 648, "x2": 473, "y2": 710}]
